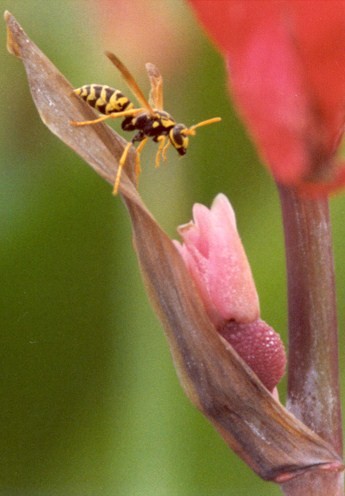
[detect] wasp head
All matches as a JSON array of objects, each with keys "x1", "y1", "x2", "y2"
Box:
[
  {"x1": 169, "y1": 124, "x2": 189, "y2": 156},
  {"x1": 169, "y1": 117, "x2": 222, "y2": 156}
]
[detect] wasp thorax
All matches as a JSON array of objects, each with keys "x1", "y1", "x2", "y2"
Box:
[{"x1": 169, "y1": 124, "x2": 189, "y2": 155}]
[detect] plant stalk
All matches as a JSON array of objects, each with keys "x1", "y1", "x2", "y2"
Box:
[{"x1": 278, "y1": 184, "x2": 343, "y2": 494}]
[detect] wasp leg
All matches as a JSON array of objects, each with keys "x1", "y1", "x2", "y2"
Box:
[
  {"x1": 155, "y1": 135, "x2": 167, "y2": 168},
  {"x1": 70, "y1": 108, "x2": 142, "y2": 127},
  {"x1": 135, "y1": 137, "x2": 149, "y2": 178},
  {"x1": 114, "y1": 138, "x2": 148, "y2": 195},
  {"x1": 113, "y1": 141, "x2": 132, "y2": 195},
  {"x1": 162, "y1": 140, "x2": 171, "y2": 161}
]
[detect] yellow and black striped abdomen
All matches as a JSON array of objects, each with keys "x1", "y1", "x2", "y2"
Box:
[{"x1": 74, "y1": 84, "x2": 134, "y2": 115}]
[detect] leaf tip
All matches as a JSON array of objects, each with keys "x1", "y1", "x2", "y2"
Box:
[{"x1": 4, "y1": 10, "x2": 21, "y2": 58}]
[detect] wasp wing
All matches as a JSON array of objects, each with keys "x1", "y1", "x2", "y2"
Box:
[
  {"x1": 105, "y1": 51, "x2": 154, "y2": 115},
  {"x1": 146, "y1": 62, "x2": 164, "y2": 111}
]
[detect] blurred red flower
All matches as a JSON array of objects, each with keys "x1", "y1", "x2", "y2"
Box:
[{"x1": 189, "y1": 0, "x2": 345, "y2": 195}]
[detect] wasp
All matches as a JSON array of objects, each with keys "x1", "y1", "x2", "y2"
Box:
[{"x1": 71, "y1": 52, "x2": 221, "y2": 194}]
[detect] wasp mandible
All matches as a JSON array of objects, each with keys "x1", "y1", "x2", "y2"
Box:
[{"x1": 71, "y1": 52, "x2": 221, "y2": 194}]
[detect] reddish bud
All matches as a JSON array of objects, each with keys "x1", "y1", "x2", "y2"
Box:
[{"x1": 220, "y1": 319, "x2": 286, "y2": 393}]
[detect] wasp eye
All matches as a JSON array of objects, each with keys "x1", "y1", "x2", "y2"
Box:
[{"x1": 170, "y1": 124, "x2": 188, "y2": 155}]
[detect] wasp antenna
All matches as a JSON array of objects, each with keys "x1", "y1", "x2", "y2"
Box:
[
  {"x1": 190, "y1": 117, "x2": 222, "y2": 131},
  {"x1": 183, "y1": 117, "x2": 222, "y2": 136}
]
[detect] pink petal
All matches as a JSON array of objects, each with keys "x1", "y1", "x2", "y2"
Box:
[{"x1": 175, "y1": 194, "x2": 259, "y2": 325}]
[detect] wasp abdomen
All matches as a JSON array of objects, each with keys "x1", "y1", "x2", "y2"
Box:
[{"x1": 74, "y1": 84, "x2": 133, "y2": 115}]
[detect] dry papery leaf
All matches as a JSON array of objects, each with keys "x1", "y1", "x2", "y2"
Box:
[{"x1": 5, "y1": 11, "x2": 343, "y2": 484}]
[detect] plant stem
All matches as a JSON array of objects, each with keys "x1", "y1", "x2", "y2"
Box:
[{"x1": 278, "y1": 185, "x2": 342, "y2": 455}]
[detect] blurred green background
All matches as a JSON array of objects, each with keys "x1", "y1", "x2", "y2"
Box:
[{"x1": 1, "y1": 1, "x2": 345, "y2": 495}]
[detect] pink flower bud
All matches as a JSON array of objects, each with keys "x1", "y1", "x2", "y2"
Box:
[{"x1": 175, "y1": 194, "x2": 286, "y2": 391}]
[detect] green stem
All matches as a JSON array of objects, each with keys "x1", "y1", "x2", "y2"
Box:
[{"x1": 278, "y1": 185, "x2": 342, "y2": 455}]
